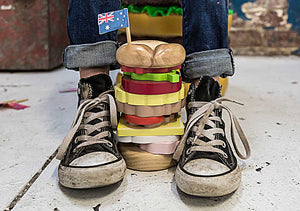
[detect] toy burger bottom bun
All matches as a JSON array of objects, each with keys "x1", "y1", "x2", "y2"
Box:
[{"x1": 119, "y1": 143, "x2": 175, "y2": 171}]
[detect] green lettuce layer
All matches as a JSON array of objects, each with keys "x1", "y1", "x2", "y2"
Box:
[
  {"x1": 122, "y1": 4, "x2": 183, "y2": 17},
  {"x1": 122, "y1": 5, "x2": 233, "y2": 17}
]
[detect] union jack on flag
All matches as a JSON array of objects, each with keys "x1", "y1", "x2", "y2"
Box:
[{"x1": 98, "y1": 8, "x2": 129, "y2": 35}]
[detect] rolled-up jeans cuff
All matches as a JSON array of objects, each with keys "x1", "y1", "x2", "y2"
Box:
[
  {"x1": 182, "y1": 48, "x2": 235, "y2": 82},
  {"x1": 63, "y1": 40, "x2": 119, "y2": 70}
]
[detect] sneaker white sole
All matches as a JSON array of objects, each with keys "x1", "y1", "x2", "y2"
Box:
[
  {"x1": 175, "y1": 165, "x2": 241, "y2": 197},
  {"x1": 58, "y1": 159, "x2": 126, "y2": 189}
]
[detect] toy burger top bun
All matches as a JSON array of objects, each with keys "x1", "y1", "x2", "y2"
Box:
[{"x1": 116, "y1": 40, "x2": 186, "y2": 68}]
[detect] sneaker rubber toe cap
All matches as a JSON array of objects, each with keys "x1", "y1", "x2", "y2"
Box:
[
  {"x1": 69, "y1": 152, "x2": 118, "y2": 167},
  {"x1": 183, "y1": 158, "x2": 230, "y2": 176}
]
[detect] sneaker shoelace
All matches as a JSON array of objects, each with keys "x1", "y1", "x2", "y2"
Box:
[
  {"x1": 56, "y1": 90, "x2": 117, "y2": 160},
  {"x1": 173, "y1": 97, "x2": 251, "y2": 161}
]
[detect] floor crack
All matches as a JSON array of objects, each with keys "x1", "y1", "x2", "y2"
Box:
[{"x1": 5, "y1": 148, "x2": 58, "y2": 211}]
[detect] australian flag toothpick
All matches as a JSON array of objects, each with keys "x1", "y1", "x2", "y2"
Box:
[{"x1": 98, "y1": 8, "x2": 129, "y2": 35}]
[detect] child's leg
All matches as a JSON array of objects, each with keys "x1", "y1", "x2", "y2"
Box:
[
  {"x1": 174, "y1": 0, "x2": 250, "y2": 197},
  {"x1": 182, "y1": 0, "x2": 234, "y2": 82},
  {"x1": 56, "y1": 0, "x2": 127, "y2": 189}
]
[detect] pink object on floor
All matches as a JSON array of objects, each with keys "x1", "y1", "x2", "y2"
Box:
[
  {"x1": 6, "y1": 102, "x2": 30, "y2": 110},
  {"x1": 139, "y1": 140, "x2": 180, "y2": 155},
  {"x1": 59, "y1": 88, "x2": 78, "y2": 93},
  {"x1": 0, "y1": 102, "x2": 29, "y2": 110}
]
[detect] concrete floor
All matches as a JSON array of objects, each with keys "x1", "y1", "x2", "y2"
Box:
[{"x1": 0, "y1": 57, "x2": 300, "y2": 211}]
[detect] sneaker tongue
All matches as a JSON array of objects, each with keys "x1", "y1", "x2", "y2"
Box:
[
  {"x1": 194, "y1": 76, "x2": 220, "y2": 102},
  {"x1": 78, "y1": 74, "x2": 113, "y2": 100}
]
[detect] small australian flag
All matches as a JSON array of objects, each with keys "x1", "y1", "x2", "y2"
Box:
[{"x1": 98, "y1": 8, "x2": 129, "y2": 35}]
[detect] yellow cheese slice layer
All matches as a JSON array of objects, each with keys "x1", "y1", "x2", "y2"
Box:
[{"x1": 117, "y1": 115, "x2": 184, "y2": 136}]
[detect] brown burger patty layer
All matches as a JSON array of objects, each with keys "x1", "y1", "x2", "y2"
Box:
[{"x1": 116, "y1": 99, "x2": 185, "y2": 117}]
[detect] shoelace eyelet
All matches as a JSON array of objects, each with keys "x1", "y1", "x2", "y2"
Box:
[
  {"x1": 106, "y1": 142, "x2": 113, "y2": 148},
  {"x1": 186, "y1": 148, "x2": 192, "y2": 155},
  {"x1": 186, "y1": 139, "x2": 191, "y2": 145},
  {"x1": 222, "y1": 142, "x2": 226, "y2": 148},
  {"x1": 223, "y1": 153, "x2": 228, "y2": 158}
]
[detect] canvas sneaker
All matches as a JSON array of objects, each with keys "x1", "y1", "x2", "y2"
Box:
[
  {"x1": 173, "y1": 76, "x2": 251, "y2": 197},
  {"x1": 56, "y1": 74, "x2": 126, "y2": 189}
]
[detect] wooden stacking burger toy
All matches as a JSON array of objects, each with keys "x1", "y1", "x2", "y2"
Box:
[{"x1": 116, "y1": 40, "x2": 186, "y2": 171}]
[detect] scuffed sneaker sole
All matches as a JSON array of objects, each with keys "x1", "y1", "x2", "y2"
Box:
[
  {"x1": 175, "y1": 165, "x2": 241, "y2": 197},
  {"x1": 58, "y1": 159, "x2": 126, "y2": 189}
]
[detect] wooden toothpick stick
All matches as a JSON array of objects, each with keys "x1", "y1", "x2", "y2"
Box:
[
  {"x1": 126, "y1": 27, "x2": 132, "y2": 44},
  {"x1": 16, "y1": 99, "x2": 29, "y2": 103}
]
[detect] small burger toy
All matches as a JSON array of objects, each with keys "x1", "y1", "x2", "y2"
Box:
[{"x1": 116, "y1": 40, "x2": 186, "y2": 171}]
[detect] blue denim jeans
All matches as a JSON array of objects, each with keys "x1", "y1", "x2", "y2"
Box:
[{"x1": 63, "y1": 0, "x2": 234, "y2": 80}]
